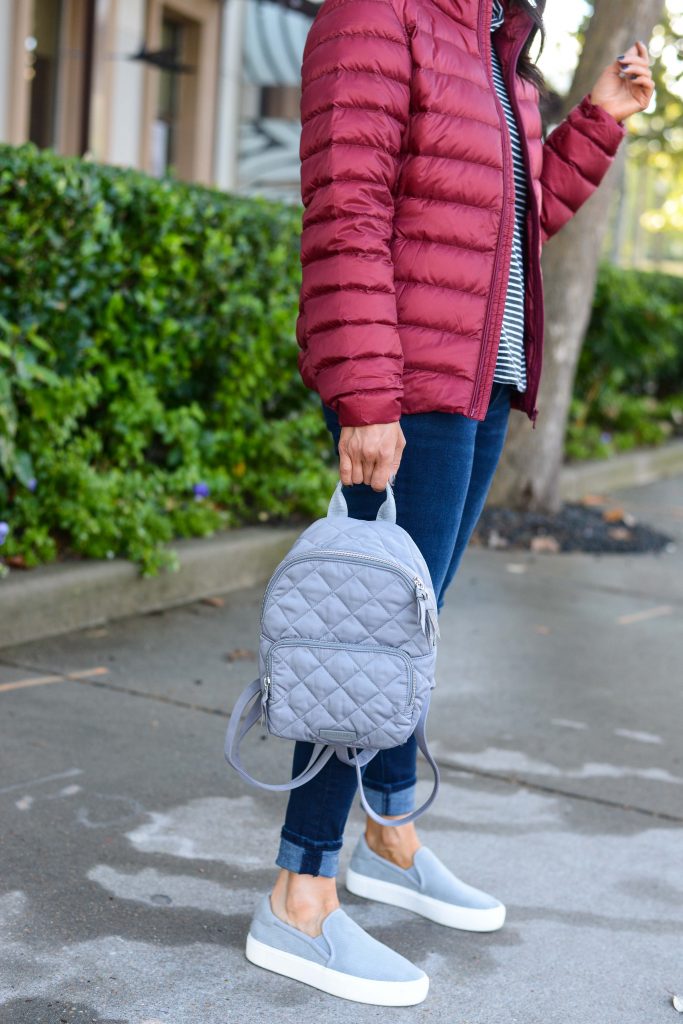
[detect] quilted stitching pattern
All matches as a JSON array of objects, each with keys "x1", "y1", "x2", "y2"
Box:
[
  {"x1": 262, "y1": 561, "x2": 428, "y2": 656},
  {"x1": 267, "y1": 643, "x2": 414, "y2": 749},
  {"x1": 259, "y1": 511, "x2": 437, "y2": 752},
  {"x1": 290, "y1": 516, "x2": 432, "y2": 581}
]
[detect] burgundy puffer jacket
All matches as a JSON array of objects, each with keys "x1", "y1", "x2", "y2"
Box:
[{"x1": 296, "y1": 0, "x2": 626, "y2": 425}]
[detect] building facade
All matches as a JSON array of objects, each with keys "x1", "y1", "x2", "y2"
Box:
[{"x1": 0, "y1": 0, "x2": 317, "y2": 197}]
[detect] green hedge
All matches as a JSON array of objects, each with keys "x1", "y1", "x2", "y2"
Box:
[
  {"x1": 568, "y1": 262, "x2": 683, "y2": 461},
  {"x1": 2, "y1": 145, "x2": 682, "y2": 572},
  {"x1": 0, "y1": 144, "x2": 334, "y2": 573}
]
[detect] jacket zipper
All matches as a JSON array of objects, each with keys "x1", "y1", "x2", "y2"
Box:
[
  {"x1": 265, "y1": 636, "x2": 416, "y2": 712},
  {"x1": 504, "y1": 31, "x2": 543, "y2": 425},
  {"x1": 469, "y1": 3, "x2": 535, "y2": 420},
  {"x1": 260, "y1": 549, "x2": 439, "y2": 645}
]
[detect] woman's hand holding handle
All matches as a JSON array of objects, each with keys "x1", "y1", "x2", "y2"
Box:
[{"x1": 338, "y1": 423, "x2": 406, "y2": 493}]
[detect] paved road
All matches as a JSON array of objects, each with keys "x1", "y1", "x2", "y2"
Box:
[{"x1": 1, "y1": 478, "x2": 682, "y2": 1024}]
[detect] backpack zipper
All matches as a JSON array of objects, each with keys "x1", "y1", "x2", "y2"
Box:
[
  {"x1": 265, "y1": 637, "x2": 416, "y2": 712},
  {"x1": 261, "y1": 549, "x2": 439, "y2": 646}
]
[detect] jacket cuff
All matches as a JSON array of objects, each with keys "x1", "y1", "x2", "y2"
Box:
[
  {"x1": 334, "y1": 391, "x2": 403, "y2": 427},
  {"x1": 574, "y1": 94, "x2": 627, "y2": 154}
]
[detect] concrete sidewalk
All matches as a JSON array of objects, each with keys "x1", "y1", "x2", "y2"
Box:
[{"x1": 1, "y1": 477, "x2": 682, "y2": 1024}]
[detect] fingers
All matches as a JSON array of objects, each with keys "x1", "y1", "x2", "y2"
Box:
[
  {"x1": 619, "y1": 41, "x2": 647, "y2": 63},
  {"x1": 618, "y1": 56, "x2": 649, "y2": 76},
  {"x1": 338, "y1": 443, "x2": 353, "y2": 487},
  {"x1": 370, "y1": 427, "x2": 406, "y2": 492},
  {"x1": 369, "y1": 449, "x2": 394, "y2": 492},
  {"x1": 631, "y1": 78, "x2": 656, "y2": 106},
  {"x1": 618, "y1": 41, "x2": 651, "y2": 70},
  {"x1": 337, "y1": 428, "x2": 373, "y2": 489},
  {"x1": 617, "y1": 50, "x2": 654, "y2": 102},
  {"x1": 366, "y1": 429, "x2": 399, "y2": 490},
  {"x1": 354, "y1": 451, "x2": 366, "y2": 486},
  {"x1": 391, "y1": 427, "x2": 406, "y2": 476},
  {"x1": 338, "y1": 424, "x2": 405, "y2": 493},
  {"x1": 344, "y1": 431, "x2": 371, "y2": 486},
  {"x1": 620, "y1": 57, "x2": 649, "y2": 70}
]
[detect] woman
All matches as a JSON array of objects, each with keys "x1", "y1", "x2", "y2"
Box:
[{"x1": 246, "y1": 0, "x2": 654, "y2": 1005}]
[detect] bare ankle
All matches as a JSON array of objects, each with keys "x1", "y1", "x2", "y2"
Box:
[
  {"x1": 365, "y1": 818, "x2": 421, "y2": 870},
  {"x1": 270, "y1": 869, "x2": 340, "y2": 937}
]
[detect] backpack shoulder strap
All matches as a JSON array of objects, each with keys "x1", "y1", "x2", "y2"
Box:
[
  {"x1": 225, "y1": 680, "x2": 439, "y2": 824},
  {"x1": 224, "y1": 679, "x2": 335, "y2": 791},
  {"x1": 352, "y1": 692, "x2": 440, "y2": 827}
]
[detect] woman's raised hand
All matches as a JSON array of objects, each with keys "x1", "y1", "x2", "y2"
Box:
[
  {"x1": 590, "y1": 41, "x2": 655, "y2": 123},
  {"x1": 338, "y1": 423, "x2": 406, "y2": 492}
]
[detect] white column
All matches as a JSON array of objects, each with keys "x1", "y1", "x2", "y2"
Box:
[
  {"x1": 0, "y1": 0, "x2": 15, "y2": 142},
  {"x1": 214, "y1": 0, "x2": 246, "y2": 191},
  {"x1": 106, "y1": 0, "x2": 146, "y2": 168}
]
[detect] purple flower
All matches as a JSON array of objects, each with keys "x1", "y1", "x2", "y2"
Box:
[
  {"x1": 27, "y1": 477, "x2": 37, "y2": 492},
  {"x1": 600, "y1": 431, "x2": 613, "y2": 445},
  {"x1": 193, "y1": 482, "x2": 210, "y2": 500},
  {"x1": 0, "y1": 521, "x2": 9, "y2": 545}
]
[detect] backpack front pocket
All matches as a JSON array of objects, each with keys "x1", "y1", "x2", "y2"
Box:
[
  {"x1": 260, "y1": 550, "x2": 438, "y2": 655},
  {"x1": 263, "y1": 638, "x2": 415, "y2": 750}
]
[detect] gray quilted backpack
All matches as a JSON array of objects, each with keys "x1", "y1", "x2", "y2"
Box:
[{"x1": 224, "y1": 482, "x2": 440, "y2": 825}]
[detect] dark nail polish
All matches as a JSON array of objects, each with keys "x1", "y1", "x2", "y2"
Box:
[
  {"x1": 617, "y1": 54, "x2": 625, "y2": 59},
  {"x1": 630, "y1": 74, "x2": 638, "y2": 80}
]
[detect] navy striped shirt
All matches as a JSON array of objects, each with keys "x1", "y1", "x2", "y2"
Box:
[{"x1": 490, "y1": 0, "x2": 528, "y2": 393}]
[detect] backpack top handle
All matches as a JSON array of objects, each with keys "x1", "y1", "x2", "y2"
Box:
[{"x1": 327, "y1": 481, "x2": 397, "y2": 524}]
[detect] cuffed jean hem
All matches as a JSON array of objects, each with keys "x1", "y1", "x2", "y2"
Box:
[
  {"x1": 361, "y1": 781, "x2": 416, "y2": 816},
  {"x1": 276, "y1": 836, "x2": 341, "y2": 878}
]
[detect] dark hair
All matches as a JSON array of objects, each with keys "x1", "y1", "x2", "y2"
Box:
[{"x1": 509, "y1": 0, "x2": 546, "y2": 93}]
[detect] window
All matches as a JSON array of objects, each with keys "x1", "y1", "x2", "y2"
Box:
[
  {"x1": 142, "y1": 0, "x2": 219, "y2": 184},
  {"x1": 19, "y1": 0, "x2": 94, "y2": 156},
  {"x1": 151, "y1": 15, "x2": 186, "y2": 176},
  {"x1": 27, "y1": 0, "x2": 64, "y2": 149}
]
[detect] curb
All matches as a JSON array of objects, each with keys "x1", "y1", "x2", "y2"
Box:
[
  {"x1": 0, "y1": 527, "x2": 298, "y2": 649},
  {"x1": 2, "y1": 441, "x2": 682, "y2": 651},
  {"x1": 559, "y1": 439, "x2": 683, "y2": 502}
]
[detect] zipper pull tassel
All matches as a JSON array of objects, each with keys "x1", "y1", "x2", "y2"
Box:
[
  {"x1": 260, "y1": 676, "x2": 270, "y2": 728},
  {"x1": 414, "y1": 577, "x2": 428, "y2": 633},
  {"x1": 427, "y1": 607, "x2": 440, "y2": 646},
  {"x1": 415, "y1": 576, "x2": 440, "y2": 645}
]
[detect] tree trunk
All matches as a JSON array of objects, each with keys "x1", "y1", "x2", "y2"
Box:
[
  {"x1": 609, "y1": 157, "x2": 629, "y2": 266},
  {"x1": 489, "y1": 0, "x2": 666, "y2": 511}
]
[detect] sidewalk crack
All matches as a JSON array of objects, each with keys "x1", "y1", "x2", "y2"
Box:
[{"x1": 439, "y1": 759, "x2": 683, "y2": 824}]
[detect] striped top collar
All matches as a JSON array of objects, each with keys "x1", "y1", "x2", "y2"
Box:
[{"x1": 491, "y1": 0, "x2": 505, "y2": 31}]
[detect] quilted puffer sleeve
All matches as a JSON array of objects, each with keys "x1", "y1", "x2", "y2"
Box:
[
  {"x1": 540, "y1": 94, "x2": 627, "y2": 244},
  {"x1": 296, "y1": 0, "x2": 411, "y2": 427}
]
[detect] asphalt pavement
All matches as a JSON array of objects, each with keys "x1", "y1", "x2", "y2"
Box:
[{"x1": 1, "y1": 476, "x2": 682, "y2": 1024}]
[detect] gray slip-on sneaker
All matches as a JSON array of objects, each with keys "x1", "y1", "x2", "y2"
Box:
[
  {"x1": 246, "y1": 894, "x2": 429, "y2": 1005},
  {"x1": 346, "y1": 834, "x2": 506, "y2": 932}
]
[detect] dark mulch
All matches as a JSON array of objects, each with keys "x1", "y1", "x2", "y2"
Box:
[{"x1": 472, "y1": 501, "x2": 675, "y2": 555}]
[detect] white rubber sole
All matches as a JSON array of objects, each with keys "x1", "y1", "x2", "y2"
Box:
[
  {"x1": 245, "y1": 933, "x2": 429, "y2": 1006},
  {"x1": 346, "y1": 867, "x2": 506, "y2": 932}
]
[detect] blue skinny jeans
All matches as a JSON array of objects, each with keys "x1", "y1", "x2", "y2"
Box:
[{"x1": 276, "y1": 382, "x2": 514, "y2": 876}]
